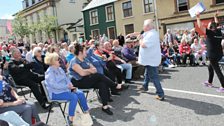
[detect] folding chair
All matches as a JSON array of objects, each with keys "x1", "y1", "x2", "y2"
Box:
[
  {"x1": 7, "y1": 75, "x2": 31, "y2": 100},
  {"x1": 41, "y1": 81, "x2": 68, "y2": 125},
  {"x1": 79, "y1": 88, "x2": 101, "y2": 103}
]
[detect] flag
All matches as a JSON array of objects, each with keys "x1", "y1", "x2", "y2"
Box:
[{"x1": 6, "y1": 20, "x2": 13, "y2": 35}]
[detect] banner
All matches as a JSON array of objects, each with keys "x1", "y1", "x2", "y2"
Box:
[{"x1": 6, "y1": 20, "x2": 13, "y2": 35}]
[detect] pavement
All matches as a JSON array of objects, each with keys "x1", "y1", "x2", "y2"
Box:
[{"x1": 24, "y1": 66, "x2": 224, "y2": 126}]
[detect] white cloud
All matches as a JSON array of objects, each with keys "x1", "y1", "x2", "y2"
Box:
[{"x1": 1, "y1": 14, "x2": 14, "y2": 20}]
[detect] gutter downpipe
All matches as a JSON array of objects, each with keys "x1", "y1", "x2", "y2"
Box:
[{"x1": 154, "y1": 0, "x2": 159, "y2": 32}]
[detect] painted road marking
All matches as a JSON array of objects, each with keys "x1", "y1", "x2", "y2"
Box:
[{"x1": 134, "y1": 81, "x2": 224, "y2": 99}]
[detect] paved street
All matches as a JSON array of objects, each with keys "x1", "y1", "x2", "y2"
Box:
[{"x1": 27, "y1": 66, "x2": 224, "y2": 126}]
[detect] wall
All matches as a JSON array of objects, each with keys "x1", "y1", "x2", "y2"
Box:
[
  {"x1": 0, "y1": 19, "x2": 11, "y2": 41},
  {"x1": 114, "y1": 0, "x2": 155, "y2": 36},
  {"x1": 83, "y1": 3, "x2": 116, "y2": 40},
  {"x1": 56, "y1": 0, "x2": 85, "y2": 26},
  {"x1": 156, "y1": 0, "x2": 224, "y2": 38}
]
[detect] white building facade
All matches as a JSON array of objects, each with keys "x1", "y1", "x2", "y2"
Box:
[{"x1": 19, "y1": 0, "x2": 90, "y2": 43}]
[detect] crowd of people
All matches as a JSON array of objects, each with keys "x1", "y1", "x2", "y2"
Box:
[
  {"x1": 0, "y1": 30, "x2": 144, "y2": 125},
  {"x1": 0, "y1": 12, "x2": 224, "y2": 125},
  {"x1": 161, "y1": 28, "x2": 209, "y2": 67}
]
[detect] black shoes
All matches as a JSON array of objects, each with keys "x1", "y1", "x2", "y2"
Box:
[
  {"x1": 66, "y1": 116, "x2": 73, "y2": 126},
  {"x1": 125, "y1": 80, "x2": 135, "y2": 84},
  {"x1": 116, "y1": 84, "x2": 129, "y2": 92},
  {"x1": 111, "y1": 91, "x2": 121, "y2": 96},
  {"x1": 41, "y1": 103, "x2": 50, "y2": 110},
  {"x1": 108, "y1": 98, "x2": 113, "y2": 102},
  {"x1": 102, "y1": 107, "x2": 113, "y2": 115}
]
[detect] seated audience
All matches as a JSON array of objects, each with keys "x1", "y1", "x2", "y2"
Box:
[
  {"x1": 0, "y1": 111, "x2": 29, "y2": 126},
  {"x1": 8, "y1": 49, "x2": 48, "y2": 109},
  {"x1": 26, "y1": 44, "x2": 37, "y2": 63},
  {"x1": 1, "y1": 45, "x2": 9, "y2": 57},
  {"x1": 69, "y1": 43, "x2": 125, "y2": 115},
  {"x1": 66, "y1": 44, "x2": 75, "y2": 63},
  {"x1": 121, "y1": 38, "x2": 138, "y2": 63},
  {"x1": 191, "y1": 38, "x2": 206, "y2": 65},
  {"x1": 44, "y1": 53, "x2": 89, "y2": 125},
  {"x1": 112, "y1": 39, "x2": 123, "y2": 58},
  {"x1": 103, "y1": 42, "x2": 134, "y2": 83},
  {"x1": 48, "y1": 45, "x2": 68, "y2": 73},
  {"x1": 94, "y1": 43, "x2": 124, "y2": 86},
  {"x1": 161, "y1": 45, "x2": 175, "y2": 68},
  {"x1": 0, "y1": 75, "x2": 41, "y2": 125},
  {"x1": 168, "y1": 43, "x2": 181, "y2": 65},
  {"x1": 31, "y1": 47, "x2": 48, "y2": 75},
  {"x1": 60, "y1": 43, "x2": 69, "y2": 58},
  {"x1": 179, "y1": 38, "x2": 194, "y2": 66}
]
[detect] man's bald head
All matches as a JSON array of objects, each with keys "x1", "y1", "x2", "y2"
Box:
[{"x1": 143, "y1": 19, "x2": 155, "y2": 31}]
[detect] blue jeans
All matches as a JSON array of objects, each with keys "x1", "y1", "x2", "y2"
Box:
[
  {"x1": 52, "y1": 90, "x2": 89, "y2": 116},
  {"x1": 117, "y1": 63, "x2": 132, "y2": 79},
  {"x1": 143, "y1": 65, "x2": 164, "y2": 97}
]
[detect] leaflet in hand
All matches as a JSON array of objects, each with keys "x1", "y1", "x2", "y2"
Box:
[{"x1": 188, "y1": 2, "x2": 206, "y2": 18}]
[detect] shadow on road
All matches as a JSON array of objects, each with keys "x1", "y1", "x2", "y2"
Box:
[
  {"x1": 91, "y1": 85, "x2": 148, "y2": 125},
  {"x1": 164, "y1": 96, "x2": 224, "y2": 115}
]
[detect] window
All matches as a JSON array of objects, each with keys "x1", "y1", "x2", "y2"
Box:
[
  {"x1": 107, "y1": 27, "x2": 116, "y2": 39},
  {"x1": 106, "y1": 6, "x2": 114, "y2": 21},
  {"x1": 90, "y1": 10, "x2": 98, "y2": 25},
  {"x1": 91, "y1": 29, "x2": 100, "y2": 39},
  {"x1": 122, "y1": 1, "x2": 132, "y2": 17},
  {"x1": 125, "y1": 24, "x2": 134, "y2": 35},
  {"x1": 216, "y1": 0, "x2": 224, "y2": 4},
  {"x1": 69, "y1": 0, "x2": 76, "y2": 3},
  {"x1": 25, "y1": 0, "x2": 29, "y2": 7},
  {"x1": 32, "y1": 0, "x2": 35, "y2": 5},
  {"x1": 177, "y1": 0, "x2": 188, "y2": 12},
  {"x1": 143, "y1": 0, "x2": 153, "y2": 13}
]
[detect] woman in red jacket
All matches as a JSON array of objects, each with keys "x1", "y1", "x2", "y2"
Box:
[{"x1": 179, "y1": 38, "x2": 194, "y2": 66}]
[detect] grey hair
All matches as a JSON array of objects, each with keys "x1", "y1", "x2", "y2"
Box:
[
  {"x1": 68, "y1": 44, "x2": 74, "y2": 51},
  {"x1": 33, "y1": 47, "x2": 42, "y2": 56}
]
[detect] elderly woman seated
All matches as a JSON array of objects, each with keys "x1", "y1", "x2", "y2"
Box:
[
  {"x1": 31, "y1": 47, "x2": 48, "y2": 75},
  {"x1": 0, "y1": 75, "x2": 41, "y2": 125},
  {"x1": 44, "y1": 53, "x2": 89, "y2": 126},
  {"x1": 69, "y1": 43, "x2": 126, "y2": 115}
]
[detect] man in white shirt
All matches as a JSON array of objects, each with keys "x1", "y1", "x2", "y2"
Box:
[
  {"x1": 138, "y1": 19, "x2": 165, "y2": 100},
  {"x1": 60, "y1": 43, "x2": 69, "y2": 57},
  {"x1": 25, "y1": 44, "x2": 36, "y2": 63}
]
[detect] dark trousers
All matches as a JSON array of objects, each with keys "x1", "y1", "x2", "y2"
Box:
[
  {"x1": 182, "y1": 53, "x2": 194, "y2": 65},
  {"x1": 16, "y1": 74, "x2": 46, "y2": 105},
  {"x1": 71, "y1": 73, "x2": 117, "y2": 106},
  {"x1": 106, "y1": 61, "x2": 123, "y2": 84},
  {"x1": 208, "y1": 59, "x2": 224, "y2": 88}
]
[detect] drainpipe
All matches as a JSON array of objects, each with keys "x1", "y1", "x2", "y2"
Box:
[
  {"x1": 153, "y1": 0, "x2": 159, "y2": 31},
  {"x1": 51, "y1": 0, "x2": 59, "y2": 42}
]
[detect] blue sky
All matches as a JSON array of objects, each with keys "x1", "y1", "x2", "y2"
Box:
[{"x1": 0, "y1": 0, "x2": 22, "y2": 19}]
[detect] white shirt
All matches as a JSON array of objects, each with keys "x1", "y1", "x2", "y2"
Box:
[
  {"x1": 60, "y1": 49, "x2": 69, "y2": 57},
  {"x1": 138, "y1": 29, "x2": 161, "y2": 66},
  {"x1": 1, "y1": 50, "x2": 9, "y2": 57},
  {"x1": 191, "y1": 43, "x2": 202, "y2": 53},
  {"x1": 26, "y1": 50, "x2": 33, "y2": 62}
]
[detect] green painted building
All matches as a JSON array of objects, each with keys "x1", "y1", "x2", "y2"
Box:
[{"x1": 82, "y1": 0, "x2": 117, "y2": 40}]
